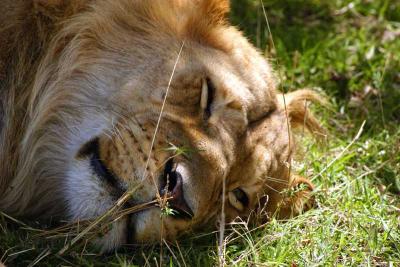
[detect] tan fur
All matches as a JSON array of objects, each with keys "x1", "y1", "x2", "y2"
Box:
[{"x1": 0, "y1": 0, "x2": 323, "y2": 249}]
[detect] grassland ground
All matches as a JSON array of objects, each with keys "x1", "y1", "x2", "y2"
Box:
[{"x1": 1, "y1": 0, "x2": 399, "y2": 266}]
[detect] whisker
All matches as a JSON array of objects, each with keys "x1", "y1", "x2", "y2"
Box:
[
  {"x1": 264, "y1": 175, "x2": 290, "y2": 185},
  {"x1": 263, "y1": 183, "x2": 281, "y2": 194}
]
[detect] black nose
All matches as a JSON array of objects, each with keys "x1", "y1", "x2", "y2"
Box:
[{"x1": 160, "y1": 159, "x2": 194, "y2": 219}]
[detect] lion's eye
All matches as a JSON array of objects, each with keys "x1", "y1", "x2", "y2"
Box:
[
  {"x1": 200, "y1": 78, "x2": 215, "y2": 119},
  {"x1": 228, "y1": 188, "x2": 249, "y2": 212}
]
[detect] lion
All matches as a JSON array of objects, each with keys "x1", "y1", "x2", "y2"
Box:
[{"x1": 0, "y1": 0, "x2": 323, "y2": 251}]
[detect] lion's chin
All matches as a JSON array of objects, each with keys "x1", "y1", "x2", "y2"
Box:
[
  {"x1": 95, "y1": 209, "x2": 181, "y2": 252},
  {"x1": 94, "y1": 218, "x2": 128, "y2": 252}
]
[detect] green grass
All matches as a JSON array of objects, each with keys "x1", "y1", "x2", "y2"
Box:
[{"x1": 1, "y1": 0, "x2": 400, "y2": 266}]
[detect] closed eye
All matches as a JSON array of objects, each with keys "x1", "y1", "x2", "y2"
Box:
[{"x1": 200, "y1": 78, "x2": 215, "y2": 120}]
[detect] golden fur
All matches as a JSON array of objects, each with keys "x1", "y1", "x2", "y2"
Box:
[{"x1": 0, "y1": 0, "x2": 323, "y2": 250}]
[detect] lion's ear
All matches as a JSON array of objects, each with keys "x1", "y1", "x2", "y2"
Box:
[
  {"x1": 278, "y1": 89, "x2": 326, "y2": 137},
  {"x1": 278, "y1": 175, "x2": 315, "y2": 218}
]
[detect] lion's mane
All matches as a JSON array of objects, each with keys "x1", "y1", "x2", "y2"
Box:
[{"x1": 0, "y1": 0, "x2": 215, "y2": 217}]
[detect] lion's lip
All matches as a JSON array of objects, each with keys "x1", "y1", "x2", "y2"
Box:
[{"x1": 159, "y1": 159, "x2": 194, "y2": 219}]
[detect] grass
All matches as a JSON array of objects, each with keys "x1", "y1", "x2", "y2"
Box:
[{"x1": 1, "y1": 0, "x2": 400, "y2": 266}]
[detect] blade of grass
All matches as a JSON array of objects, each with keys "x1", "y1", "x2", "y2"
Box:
[{"x1": 312, "y1": 120, "x2": 366, "y2": 181}]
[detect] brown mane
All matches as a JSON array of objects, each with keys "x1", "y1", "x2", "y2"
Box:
[{"x1": 0, "y1": 1, "x2": 59, "y2": 202}]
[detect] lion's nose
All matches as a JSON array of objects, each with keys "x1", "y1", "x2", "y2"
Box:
[{"x1": 160, "y1": 159, "x2": 194, "y2": 219}]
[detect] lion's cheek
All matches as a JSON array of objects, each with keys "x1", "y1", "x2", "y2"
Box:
[{"x1": 65, "y1": 159, "x2": 116, "y2": 220}]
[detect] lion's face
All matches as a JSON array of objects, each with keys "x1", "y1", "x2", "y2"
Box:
[
  {"x1": 66, "y1": 32, "x2": 289, "y2": 249},
  {"x1": 2, "y1": 0, "x2": 319, "y2": 251}
]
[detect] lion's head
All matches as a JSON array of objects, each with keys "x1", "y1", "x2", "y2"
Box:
[{"x1": 0, "y1": 0, "x2": 323, "y2": 251}]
